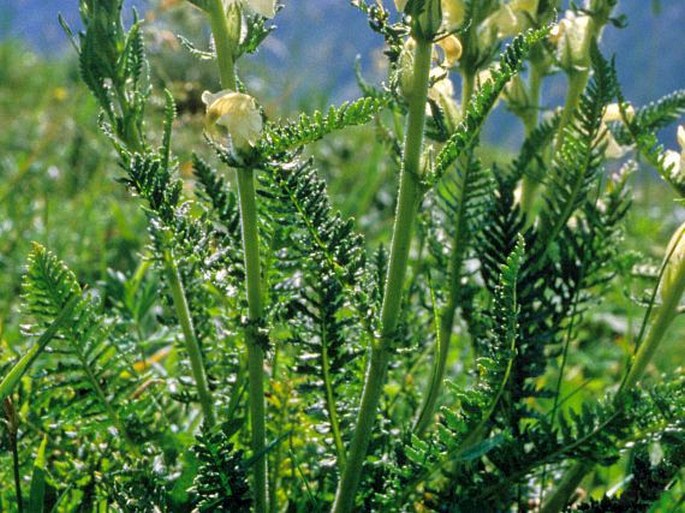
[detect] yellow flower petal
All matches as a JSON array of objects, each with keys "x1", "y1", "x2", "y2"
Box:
[
  {"x1": 203, "y1": 90, "x2": 263, "y2": 150},
  {"x1": 441, "y1": 0, "x2": 466, "y2": 28},
  {"x1": 437, "y1": 34, "x2": 463, "y2": 67},
  {"x1": 662, "y1": 220, "x2": 685, "y2": 302},
  {"x1": 677, "y1": 125, "x2": 685, "y2": 151},
  {"x1": 221, "y1": 0, "x2": 276, "y2": 18}
]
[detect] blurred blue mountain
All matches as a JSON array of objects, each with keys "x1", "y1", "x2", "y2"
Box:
[{"x1": 2, "y1": 1, "x2": 683, "y2": 146}]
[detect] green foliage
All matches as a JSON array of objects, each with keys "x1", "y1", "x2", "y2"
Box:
[
  {"x1": 2, "y1": 2, "x2": 685, "y2": 512},
  {"x1": 257, "y1": 97, "x2": 390, "y2": 160},
  {"x1": 190, "y1": 423, "x2": 252, "y2": 512},
  {"x1": 430, "y1": 27, "x2": 549, "y2": 185},
  {"x1": 613, "y1": 89, "x2": 685, "y2": 144},
  {"x1": 612, "y1": 89, "x2": 685, "y2": 197},
  {"x1": 574, "y1": 434, "x2": 685, "y2": 512},
  {"x1": 22, "y1": 244, "x2": 151, "y2": 449},
  {"x1": 535, "y1": 46, "x2": 619, "y2": 253},
  {"x1": 61, "y1": 0, "x2": 149, "y2": 150}
]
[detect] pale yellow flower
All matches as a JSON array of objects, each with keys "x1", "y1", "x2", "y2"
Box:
[
  {"x1": 394, "y1": 0, "x2": 408, "y2": 12},
  {"x1": 510, "y1": 0, "x2": 539, "y2": 18},
  {"x1": 481, "y1": 0, "x2": 539, "y2": 39},
  {"x1": 599, "y1": 103, "x2": 635, "y2": 159},
  {"x1": 441, "y1": 0, "x2": 466, "y2": 28},
  {"x1": 437, "y1": 34, "x2": 463, "y2": 68},
  {"x1": 663, "y1": 125, "x2": 685, "y2": 185},
  {"x1": 222, "y1": 0, "x2": 276, "y2": 18},
  {"x1": 661, "y1": 217, "x2": 685, "y2": 302},
  {"x1": 503, "y1": 74, "x2": 529, "y2": 116},
  {"x1": 428, "y1": 71, "x2": 454, "y2": 100},
  {"x1": 551, "y1": 10, "x2": 592, "y2": 70},
  {"x1": 202, "y1": 89, "x2": 263, "y2": 150}
]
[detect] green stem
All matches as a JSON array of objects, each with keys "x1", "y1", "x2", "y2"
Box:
[
  {"x1": 206, "y1": 3, "x2": 268, "y2": 511},
  {"x1": 413, "y1": 68, "x2": 476, "y2": 435},
  {"x1": 164, "y1": 252, "x2": 216, "y2": 428},
  {"x1": 414, "y1": 304, "x2": 454, "y2": 434},
  {"x1": 519, "y1": 62, "x2": 543, "y2": 216},
  {"x1": 4, "y1": 399, "x2": 23, "y2": 513},
  {"x1": 461, "y1": 71, "x2": 475, "y2": 109},
  {"x1": 621, "y1": 253, "x2": 685, "y2": 391},
  {"x1": 322, "y1": 333, "x2": 346, "y2": 467},
  {"x1": 236, "y1": 169, "x2": 268, "y2": 513},
  {"x1": 538, "y1": 461, "x2": 591, "y2": 513},
  {"x1": 555, "y1": 70, "x2": 589, "y2": 154},
  {"x1": 414, "y1": 209, "x2": 466, "y2": 434},
  {"x1": 207, "y1": 0, "x2": 237, "y2": 91},
  {"x1": 331, "y1": 36, "x2": 433, "y2": 513},
  {"x1": 542, "y1": 230, "x2": 685, "y2": 513}
]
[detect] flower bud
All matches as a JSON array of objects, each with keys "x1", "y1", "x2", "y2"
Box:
[
  {"x1": 398, "y1": 38, "x2": 417, "y2": 98},
  {"x1": 202, "y1": 89, "x2": 263, "y2": 151},
  {"x1": 428, "y1": 70, "x2": 461, "y2": 134},
  {"x1": 661, "y1": 219, "x2": 685, "y2": 303}
]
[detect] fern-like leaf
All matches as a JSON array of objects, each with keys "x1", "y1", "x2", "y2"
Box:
[
  {"x1": 256, "y1": 96, "x2": 389, "y2": 159},
  {"x1": 535, "y1": 46, "x2": 618, "y2": 255},
  {"x1": 190, "y1": 423, "x2": 252, "y2": 512},
  {"x1": 22, "y1": 244, "x2": 143, "y2": 449},
  {"x1": 430, "y1": 27, "x2": 549, "y2": 185}
]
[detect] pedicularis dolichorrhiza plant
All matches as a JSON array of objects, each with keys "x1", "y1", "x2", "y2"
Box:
[{"x1": 2, "y1": 0, "x2": 685, "y2": 511}]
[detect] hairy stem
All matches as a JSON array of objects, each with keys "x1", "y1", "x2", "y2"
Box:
[
  {"x1": 331, "y1": 36, "x2": 433, "y2": 513},
  {"x1": 207, "y1": 0, "x2": 237, "y2": 91},
  {"x1": 236, "y1": 169, "x2": 269, "y2": 513},
  {"x1": 542, "y1": 229, "x2": 685, "y2": 513},
  {"x1": 519, "y1": 61, "x2": 544, "y2": 216},
  {"x1": 413, "y1": 68, "x2": 476, "y2": 435},
  {"x1": 206, "y1": 2, "x2": 268, "y2": 511},
  {"x1": 164, "y1": 252, "x2": 216, "y2": 427},
  {"x1": 555, "y1": 69, "x2": 590, "y2": 154}
]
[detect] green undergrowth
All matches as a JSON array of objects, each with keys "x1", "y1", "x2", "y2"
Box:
[{"x1": 1, "y1": 1, "x2": 684, "y2": 509}]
